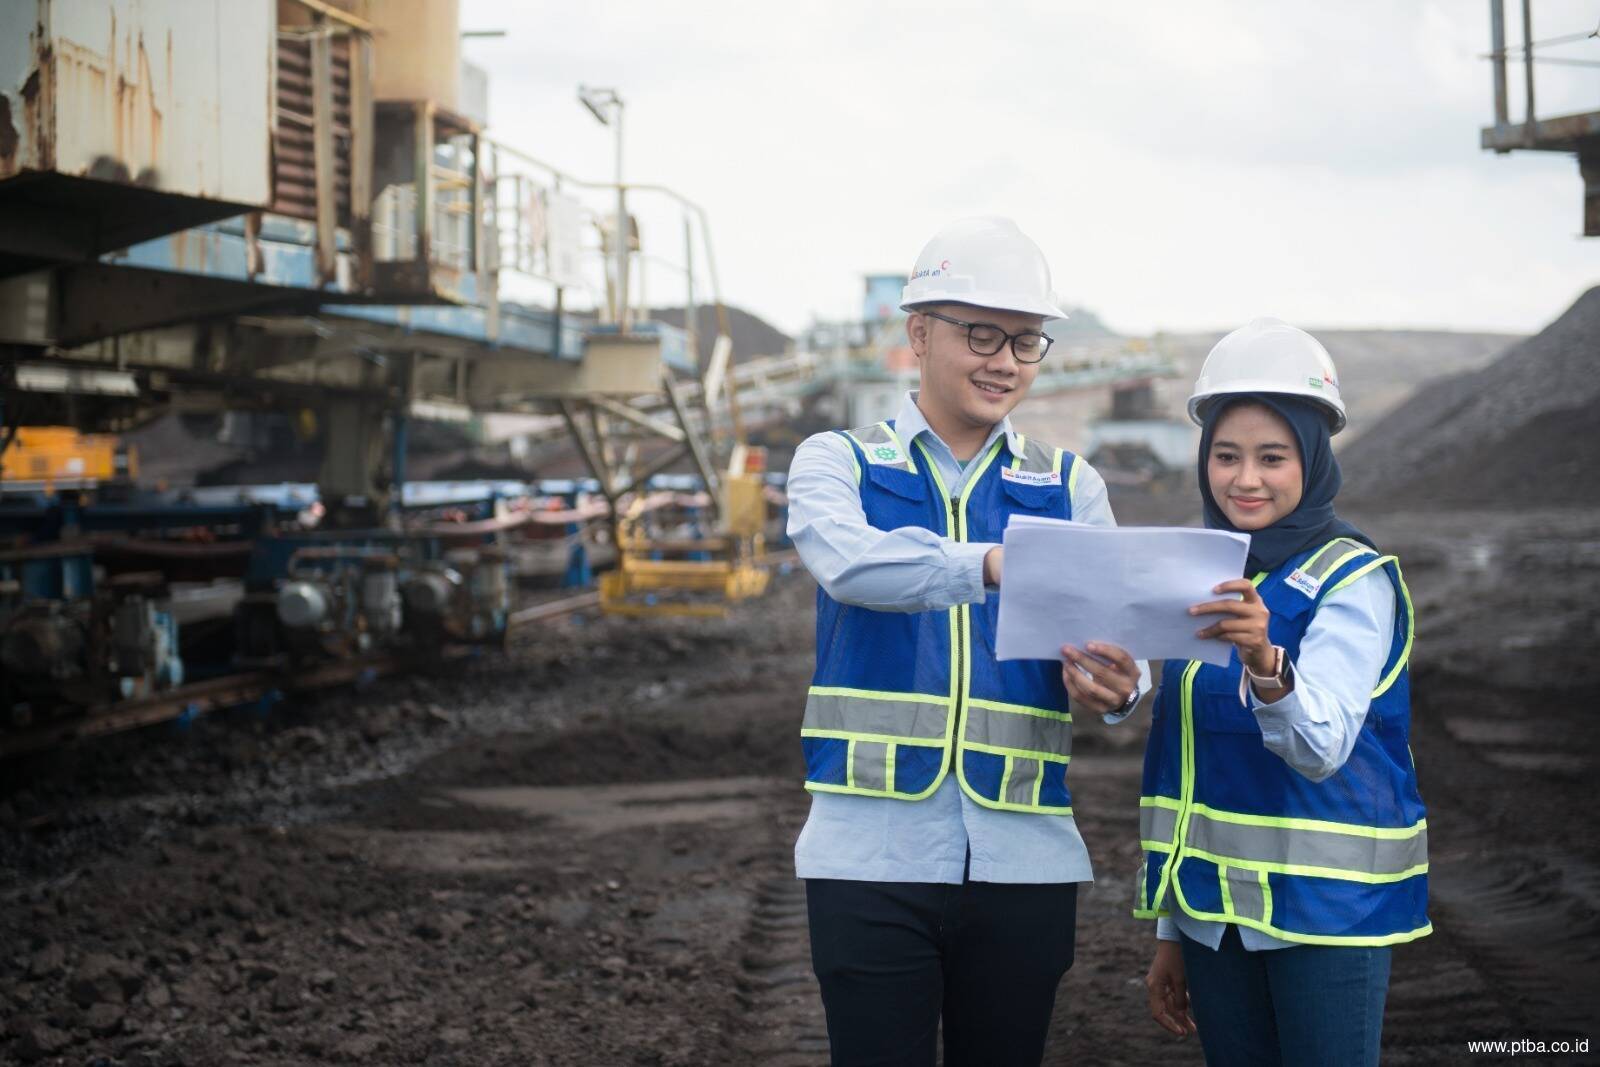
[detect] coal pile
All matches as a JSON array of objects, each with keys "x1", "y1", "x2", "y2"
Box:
[{"x1": 1340, "y1": 287, "x2": 1600, "y2": 508}]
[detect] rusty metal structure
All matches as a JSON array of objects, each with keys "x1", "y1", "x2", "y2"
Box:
[
  {"x1": 1482, "y1": 0, "x2": 1600, "y2": 234},
  {"x1": 0, "y1": 0, "x2": 739, "y2": 519},
  {"x1": 0, "y1": 0, "x2": 766, "y2": 745}
]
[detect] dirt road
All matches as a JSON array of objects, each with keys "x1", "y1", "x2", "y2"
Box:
[{"x1": 3, "y1": 507, "x2": 1596, "y2": 1065}]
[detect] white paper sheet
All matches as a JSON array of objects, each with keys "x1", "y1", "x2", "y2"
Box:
[{"x1": 994, "y1": 518, "x2": 1251, "y2": 666}]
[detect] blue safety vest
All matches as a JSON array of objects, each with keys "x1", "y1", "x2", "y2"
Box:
[
  {"x1": 801, "y1": 421, "x2": 1082, "y2": 814},
  {"x1": 1133, "y1": 537, "x2": 1430, "y2": 946}
]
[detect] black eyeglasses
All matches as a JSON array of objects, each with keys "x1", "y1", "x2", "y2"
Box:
[{"x1": 918, "y1": 310, "x2": 1054, "y2": 364}]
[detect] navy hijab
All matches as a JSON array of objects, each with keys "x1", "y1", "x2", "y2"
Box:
[{"x1": 1198, "y1": 394, "x2": 1374, "y2": 575}]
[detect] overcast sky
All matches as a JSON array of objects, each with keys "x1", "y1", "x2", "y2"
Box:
[{"x1": 461, "y1": 1, "x2": 1599, "y2": 337}]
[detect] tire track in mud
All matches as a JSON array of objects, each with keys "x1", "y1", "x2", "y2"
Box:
[{"x1": 733, "y1": 871, "x2": 830, "y2": 1066}]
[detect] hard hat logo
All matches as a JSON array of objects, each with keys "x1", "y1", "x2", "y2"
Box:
[{"x1": 899, "y1": 217, "x2": 1069, "y2": 321}]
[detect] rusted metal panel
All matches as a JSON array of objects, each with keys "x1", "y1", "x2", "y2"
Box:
[{"x1": 1, "y1": 0, "x2": 272, "y2": 206}]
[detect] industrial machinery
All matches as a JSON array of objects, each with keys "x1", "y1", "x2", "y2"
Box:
[
  {"x1": 600, "y1": 449, "x2": 772, "y2": 617},
  {"x1": 0, "y1": 0, "x2": 780, "y2": 747},
  {"x1": 0, "y1": 545, "x2": 184, "y2": 725},
  {"x1": 0, "y1": 427, "x2": 137, "y2": 491}
]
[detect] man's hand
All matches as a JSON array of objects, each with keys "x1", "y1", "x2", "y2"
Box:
[
  {"x1": 983, "y1": 547, "x2": 1003, "y2": 587},
  {"x1": 1145, "y1": 941, "x2": 1196, "y2": 1037},
  {"x1": 1060, "y1": 641, "x2": 1139, "y2": 714}
]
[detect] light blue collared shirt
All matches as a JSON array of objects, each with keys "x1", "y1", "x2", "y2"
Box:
[
  {"x1": 1156, "y1": 569, "x2": 1398, "y2": 950},
  {"x1": 789, "y1": 391, "x2": 1148, "y2": 885}
]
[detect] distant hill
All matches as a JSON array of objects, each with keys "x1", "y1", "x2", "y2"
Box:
[
  {"x1": 643, "y1": 305, "x2": 792, "y2": 366},
  {"x1": 1046, "y1": 306, "x2": 1120, "y2": 339},
  {"x1": 1340, "y1": 289, "x2": 1600, "y2": 508}
]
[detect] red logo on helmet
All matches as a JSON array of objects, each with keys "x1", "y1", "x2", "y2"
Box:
[{"x1": 940, "y1": 259, "x2": 951, "y2": 271}]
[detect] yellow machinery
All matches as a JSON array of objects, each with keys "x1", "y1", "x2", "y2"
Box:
[
  {"x1": 600, "y1": 460, "x2": 773, "y2": 618},
  {"x1": 0, "y1": 428, "x2": 137, "y2": 489}
]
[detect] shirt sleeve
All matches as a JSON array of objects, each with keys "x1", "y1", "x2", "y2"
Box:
[
  {"x1": 1156, "y1": 916, "x2": 1181, "y2": 942},
  {"x1": 1245, "y1": 569, "x2": 1398, "y2": 782},
  {"x1": 1069, "y1": 460, "x2": 1154, "y2": 723},
  {"x1": 786, "y1": 432, "x2": 991, "y2": 613}
]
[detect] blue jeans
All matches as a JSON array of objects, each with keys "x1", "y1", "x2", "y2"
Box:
[{"x1": 1179, "y1": 926, "x2": 1391, "y2": 1067}]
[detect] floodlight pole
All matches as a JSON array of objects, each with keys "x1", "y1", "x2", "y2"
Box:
[
  {"x1": 613, "y1": 101, "x2": 627, "y2": 333},
  {"x1": 579, "y1": 85, "x2": 628, "y2": 334}
]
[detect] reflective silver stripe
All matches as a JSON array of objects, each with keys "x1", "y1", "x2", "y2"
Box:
[
  {"x1": 852, "y1": 740, "x2": 890, "y2": 790},
  {"x1": 1186, "y1": 811, "x2": 1427, "y2": 876},
  {"x1": 964, "y1": 704, "x2": 1070, "y2": 758},
  {"x1": 1302, "y1": 538, "x2": 1373, "y2": 583},
  {"x1": 1226, "y1": 867, "x2": 1266, "y2": 922},
  {"x1": 803, "y1": 691, "x2": 949, "y2": 740},
  {"x1": 1014, "y1": 436, "x2": 1058, "y2": 475},
  {"x1": 1004, "y1": 757, "x2": 1041, "y2": 804},
  {"x1": 846, "y1": 423, "x2": 914, "y2": 473},
  {"x1": 1140, "y1": 803, "x2": 1179, "y2": 843}
]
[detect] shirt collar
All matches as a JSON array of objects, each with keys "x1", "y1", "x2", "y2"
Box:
[{"x1": 895, "y1": 390, "x2": 1023, "y2": 461}]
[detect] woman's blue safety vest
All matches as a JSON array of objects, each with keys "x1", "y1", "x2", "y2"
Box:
[
  {"x1": 1134, "y1": 537, "x2": 1430, "y2": 946},
  {"x1": 802, "y1": 421, "x2": 1082, "y2": 814}
]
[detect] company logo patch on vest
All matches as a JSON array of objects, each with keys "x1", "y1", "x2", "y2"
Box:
[
  {"x1": 1283, "y1": 567, "x2": 1322, "y2": 598},
  {"x1": 802, "y1": 421, "x2": 1083, "y2": 815},
  {"x1": 1000, "y1": 466, "x2": 1062, "y2": 487}
]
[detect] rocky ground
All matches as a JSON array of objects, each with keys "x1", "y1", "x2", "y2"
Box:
[{"x1": 2, "y1": 501, "x2": 1598, "y2": 1065}]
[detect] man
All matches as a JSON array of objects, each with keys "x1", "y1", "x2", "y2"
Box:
[{"x1": 787, "y1": 216, "x2": 1149, "y2": 1066}]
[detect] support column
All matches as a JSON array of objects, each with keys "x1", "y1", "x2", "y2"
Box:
[{"x1": 317, "y1": 396, "x2": 392, "y2": 529}]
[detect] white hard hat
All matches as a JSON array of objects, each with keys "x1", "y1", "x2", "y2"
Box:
[
  {"x1": 1187, "y1": 317, "x2": 1347, "y2": 434},
  {"x1": 899, "y1": 216, "x2": 1069, "y2": 320}
]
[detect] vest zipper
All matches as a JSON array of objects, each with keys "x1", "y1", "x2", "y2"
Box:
[{"x1": 950, "y1": 492, "x2": 966, "y2": 773}]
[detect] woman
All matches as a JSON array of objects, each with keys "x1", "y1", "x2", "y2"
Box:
[{"x1": 1075, "y1": 319, "x2": 1428, "y2": 1066}]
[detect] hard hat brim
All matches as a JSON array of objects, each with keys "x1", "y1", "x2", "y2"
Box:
[
  {"x1": 900, "y1": 291, "x2": 1069, "y2": 320},
  {"x1": 1188, "y1": 388, "x2": 1348, "y2": 434}
]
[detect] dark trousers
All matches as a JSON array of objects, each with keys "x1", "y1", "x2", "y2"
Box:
[
  {"x1": 805, "y1": 877, "x2": 1078, "y2": 1067},
  {"x1": 1180, "y1": 927, "x2": 1392, "y2": 1067}
]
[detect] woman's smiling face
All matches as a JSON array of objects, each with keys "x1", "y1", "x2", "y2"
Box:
[{"x1": 1207, "y1": 401, "x2": 1304, "y2": 530}]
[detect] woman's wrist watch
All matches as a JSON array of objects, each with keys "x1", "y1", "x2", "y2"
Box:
[{"x1": 1245, "y1": 646, "x2": 1291, "y2": 690}]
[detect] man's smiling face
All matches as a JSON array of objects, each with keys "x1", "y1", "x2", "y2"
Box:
[{"x1": 908, "y1": 303, "x2": 1043, "y2": 433}]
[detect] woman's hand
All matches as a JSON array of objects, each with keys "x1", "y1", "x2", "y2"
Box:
[
  {"x1": 1060, "y1": 641, "x2": 1139, "y2": 715},
  {"x1": 1191, "y1": 579, "x2": 1275, "y2": 677},
  {"x1": 1146, "y1": 941, "x2": 1196, "y2": 1037}
]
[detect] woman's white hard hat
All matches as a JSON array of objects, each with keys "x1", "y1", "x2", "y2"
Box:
[
  {"x1": 1188, "y1": 317, "x2": 1348, "y2": 434},
  {"x1": 899, "y1": 216, "x2": 1069, "y2": 320}
]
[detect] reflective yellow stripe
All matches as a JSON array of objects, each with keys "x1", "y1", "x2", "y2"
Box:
[
  {"x1": 1065, "y1": 453, "x2": 1080, "y2": 495},
  {"x1": 807, "y1": 686, "x2": 948, "y2": 704},
  {"x1": 966, "y1": 697, "x2": 1070, "y2": 722},
  {"x1": 962, "y1": 739, "x2": 1070, "y2": 763},
  {"x1": 801, "y1": 728, "x2": 944, "y2": 748}
]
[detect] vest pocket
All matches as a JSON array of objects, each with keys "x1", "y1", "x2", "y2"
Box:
[
  {"x1": 1000, "y1": 477, "x2": 1065, "y2": 516},
  {"x1": 1194, "y1": 661, "x2": 1261, "y2": 734},
  {"x1": 863, "y1": 463, "x2": 928, "y2": 502}
]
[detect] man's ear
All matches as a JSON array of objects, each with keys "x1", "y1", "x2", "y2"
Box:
[{"x1": 907, "y1": 311, "x2": 929, "y2": 356}]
